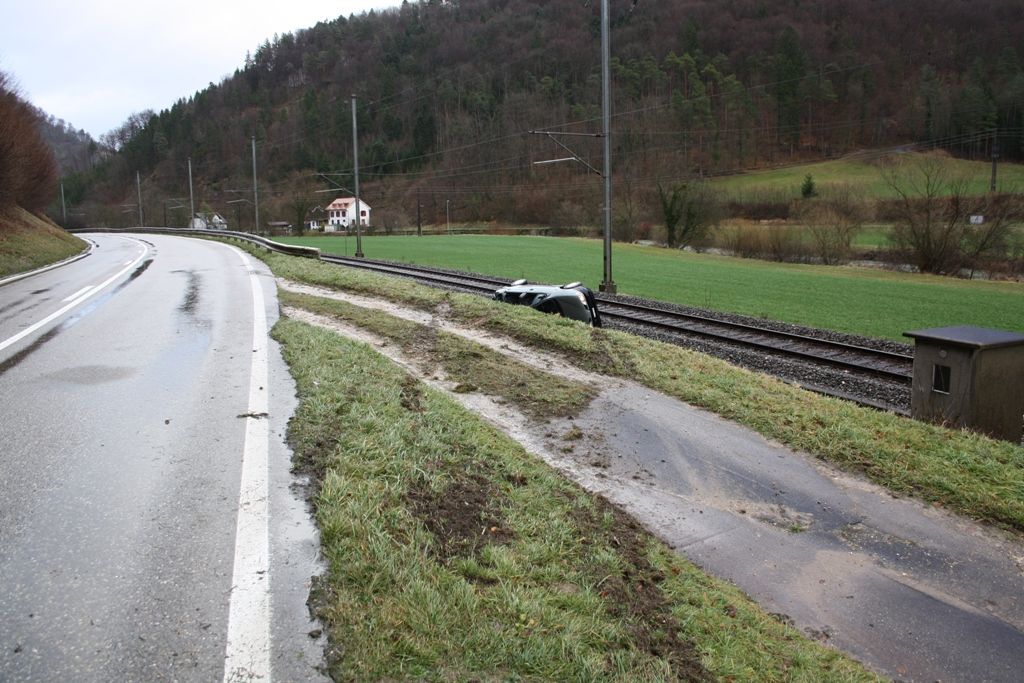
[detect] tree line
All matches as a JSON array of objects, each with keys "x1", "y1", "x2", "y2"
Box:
[{"x1": 0, "y1": 70, "x2": 58, "y2": 214}]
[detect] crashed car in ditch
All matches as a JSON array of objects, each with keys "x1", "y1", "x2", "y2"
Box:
[{"x1": 493, "y1": 280, "x2": 602, "y2": 327}]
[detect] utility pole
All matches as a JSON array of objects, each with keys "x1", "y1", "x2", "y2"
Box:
[
  {"x1": 351, "y1": 94, "x2": 364, "y2": 257},
  {"x1": 446, "y1": 199, "x2": 450, "y2": 234},
  {"x1": 227, "y1": 199, "x2": 248, "y2": 232},
  {"x1": 252, "y1": 136, "x2": 260, "y2": 234},
  {"x1": 136, "y1": 172, "x2": 144, "y2": 227},
  {"x1": 416, "y1": 190, "x2": 422, "y2": 237},
  {"x1": 60, "y1": 182, "x2": 67, "y2": 227},
  {"x1": 990, "y1": 132, "x2": 999, "y2": 193},
  {"x1": 188, "y1": 157, "x2": 195, "y2": 227},
  {"x1": 599, "y1": 0, "x2": 616, "y2": 293}
]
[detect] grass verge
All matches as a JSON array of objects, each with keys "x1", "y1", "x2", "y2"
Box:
[
  {"x1": 274, "y1": 316, "x2": 879, "y2": 681},
  {"x1": 279, "y1": 289, "x2": 596, "y2": 419},
  {"x1": 244, "y1": 244, "x2": 1024, "y2": 535},
  {"x1": 0, "y1": 207, "x2": 86, "y2": 278}
]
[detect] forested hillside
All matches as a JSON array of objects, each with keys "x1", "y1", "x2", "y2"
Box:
[
  {"x1": 64, "y1": 0, "x2": 1024, "y2": 231},
  {"x1": 32, "y1": 107, "x2": 99, "y2": 176}
]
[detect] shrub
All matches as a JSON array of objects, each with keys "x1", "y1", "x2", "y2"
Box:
[
  {"x1": 715, "y1": 221, "x2": 810, "y2": 262},
  {"x1": 791, "y1": 187, "x2": 869, "y2": 264}
]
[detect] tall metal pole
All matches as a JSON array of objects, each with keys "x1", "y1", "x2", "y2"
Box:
[
  {"x1": 252, "y1": 136, "x2": 260, "y2": 233},
  {"x1": 990, "y1": 132, "x2": 999, "y2": 193},
  {"x1": 416, "y1": 190, "x2": 422, "y2": 237},
  {"x1": 188, "y1": 157, "x2": 195, "y2": 227},
  {"x1": 352, "y1": 94, "x2": 364, "y2": 258},
  {"x1": 599, "y1": 0, "x2": 616, "y2": 293},
  {"x1": 60, "y1": 182, "x2": 67, "y2": 227},
  {"x1": 136, "y1": 171, "x2": 144, "y2": 227}
]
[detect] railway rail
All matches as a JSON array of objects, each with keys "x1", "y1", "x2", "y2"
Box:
[{"x1": 318, "y1": 253, "x2": 914, "y2": 411}]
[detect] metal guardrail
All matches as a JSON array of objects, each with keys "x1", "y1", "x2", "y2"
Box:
[{"x1": 66, "y1": 227, "x2": 321, "y2": 259}]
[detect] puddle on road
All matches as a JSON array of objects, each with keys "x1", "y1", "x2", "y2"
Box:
[{"x1": 44, "y1": 365, "x2": 138, "y2": 385}]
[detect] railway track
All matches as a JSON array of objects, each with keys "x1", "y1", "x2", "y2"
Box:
[{"x1": 318, "y1": 253, "x2": 913, "y2": 410}]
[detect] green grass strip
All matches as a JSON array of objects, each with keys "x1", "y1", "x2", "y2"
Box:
[
  {"x1": 709, "y1": 154, "x2": 1024, "y2": 200},
  {"x1": 280, "y1": 289, "x2": 596, "y2": 419},
  {"x1": 242, "y1": 242, "x2": 1024, "y2": 534},
  {"x1": 274, "y1": 317, "x2": 879, "y2": 682},
  {"x1": 0, "y1": 207, "x2": 86, "y2": 277}
]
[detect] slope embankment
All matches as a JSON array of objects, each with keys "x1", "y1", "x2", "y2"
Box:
[{"x1": 0, "y1": 206, "x2": 86, "y2": 278}]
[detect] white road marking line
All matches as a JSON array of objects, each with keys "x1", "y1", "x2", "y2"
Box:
[
  {"x1": 0, "y1": 248, "x2": 148, "y2": 355},
  {"x1": 223, "y1": 248, "x2": 272, "y2": 683},
  {"x1": 62, "y1": 286, "x2": 94, "y2": 303}
]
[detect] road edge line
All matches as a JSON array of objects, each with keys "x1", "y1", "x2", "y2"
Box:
[
  {"x1": 222, "y1": 248, "x2": 273, "y2": 682},
  {"x1": 0, "y1": 241, "x2": 147, "y2": 355}
]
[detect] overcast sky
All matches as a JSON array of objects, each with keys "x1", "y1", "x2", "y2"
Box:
[{"x1": 0, "y1": 0, "x2": 399, "y2": 139}]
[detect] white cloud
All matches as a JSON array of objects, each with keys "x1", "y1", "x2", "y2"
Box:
[{"x1": 0, "y1": 0, "x2": 398, "y2": 137}]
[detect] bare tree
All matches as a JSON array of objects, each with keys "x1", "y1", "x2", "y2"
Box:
[
  {"x1": 961, "y1": 193, "x2": 1020, "y2": 267},
  {"x1": 884, "y1": 157, "x2": 971, "y2": 273},
  {"x1": 884, "y1": 156, "x2": 1018, "y2": 274},
  {"x1": 284, "y1": 182, "x2": 320, "y2": 235},
  {"x1": 793, "y1": 185, "x2": 868, "y2": 264},
  {"x1": 99, "y1": 110, "x2": 155, "y2": 152}
]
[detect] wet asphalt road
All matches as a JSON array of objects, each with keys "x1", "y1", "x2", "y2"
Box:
[{"x1": 0, "y1": 234, "x2": 327, "y2": 682}]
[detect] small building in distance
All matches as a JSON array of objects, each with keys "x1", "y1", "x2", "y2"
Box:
[
  {"x1": 326, "y1": 197, "x2": 371, "y2": 231},
  {"x1": 266, "y1": 220, "x2": 293, "y2": 235},
  {"x1": 190, "y1": 212, "x2": 228, "y2": 230},
  {"x1": 305, "y1": 205, "x2": 326, "y2": 232}
]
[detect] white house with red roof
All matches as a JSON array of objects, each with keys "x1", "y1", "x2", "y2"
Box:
[{"x1": 325, "y1": 197, "x2": 371, "y2": 231}]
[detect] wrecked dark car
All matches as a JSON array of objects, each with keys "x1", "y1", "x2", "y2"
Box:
[{"x1": 493, "y1": 280, "x2": 602, "y2": 327}]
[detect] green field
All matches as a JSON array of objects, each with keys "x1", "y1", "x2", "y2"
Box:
[
  {"x1": 277, "y1": 234, "x2": 1024, "y2": 341},
  {"x1": 711, "y1": 152, "x2": 1024, "y2": 200},
  {"x1": 851, "y1": 224, "x2": 895, "y2": 249}
]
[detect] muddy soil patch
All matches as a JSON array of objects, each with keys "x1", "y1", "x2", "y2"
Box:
[
  {"x1": 406, "y1": 471, "x2": 515, "y2": 566},
  {"x1": 567, "y1": 493, "x2": 714, "y2": 682}
]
